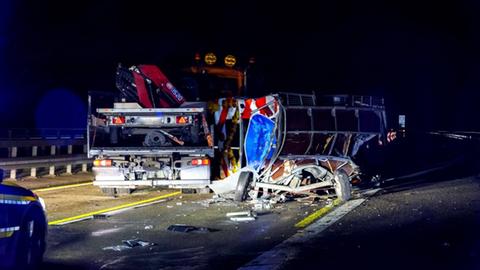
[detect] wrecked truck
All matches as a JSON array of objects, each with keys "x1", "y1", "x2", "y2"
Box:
[
  {"x1": 209, "y1": 93, "x2": 387, "y2": 202},
  {"x1": 87, "y1": 65, "x2": 387, "y2": 201}
]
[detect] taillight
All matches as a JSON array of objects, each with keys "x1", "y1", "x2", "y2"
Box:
[
  {"x1": 94, "y1": 159, "x2": 112, "y2": 167},
  {"x1": 191, "y1": 158, "x2": 210, "y2": 166},
  {"x1": 111, "y1": 116, "x2": 126, "y2": 125},
  {"x1": 176, "y1": 116, "x2": 190, "y2": 124}
]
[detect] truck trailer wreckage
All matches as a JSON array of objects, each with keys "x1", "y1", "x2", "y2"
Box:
[
  {"x1": 88, "y1": 64, "x2": 387, "y2": 202},
  {"x1": 208, "y1": 93, "x2": 387, "y2": 203}
]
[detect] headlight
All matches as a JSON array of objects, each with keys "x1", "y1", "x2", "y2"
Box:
[{"x1": 38, "y1": 197, "x2": 47, "y2": 212}]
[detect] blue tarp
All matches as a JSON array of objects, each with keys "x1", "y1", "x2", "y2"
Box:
[{"x1": 244, "y1": 114, "x2": 276, "y2": 171}]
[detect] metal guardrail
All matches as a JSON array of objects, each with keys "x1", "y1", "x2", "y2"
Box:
[
  {"x1": 0, "y1": 129, "x2": 91, "y2": 180},
  {"x1": 0, "y1": 154, "x2": 91, "y2": 168},
  {"x1": 0, "y1": 128, "x2": 86, "y2": 140}
]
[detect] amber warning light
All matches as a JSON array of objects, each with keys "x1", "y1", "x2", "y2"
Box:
[
  {"x1": 191, "y1": 159, "x2": 210, "y2": 166},
  {"x1": 94, "y1": 160, "x2": 112, "y2": 167}
]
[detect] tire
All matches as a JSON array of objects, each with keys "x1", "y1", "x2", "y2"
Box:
[
  {"x1": 333, "y1": 170, "x2": 352, "y2": 202},
  {"x1": 15, "y1": 208, "x2": 46, "y2": 269},
  {"x1": 234, "y1": 172, "x2": 253, "y2": 202},
  {"x1": 100, "y1": 187, "x2": 117, "y2": 196}
]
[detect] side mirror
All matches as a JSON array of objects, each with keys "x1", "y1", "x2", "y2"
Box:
[{"x1": 0, "y1": 169, "x2": 3, "y2": 183}]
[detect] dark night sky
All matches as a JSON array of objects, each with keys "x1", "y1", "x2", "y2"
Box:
[{"x1": 1, "y1": 0, "x2": 480, "y2": 131}]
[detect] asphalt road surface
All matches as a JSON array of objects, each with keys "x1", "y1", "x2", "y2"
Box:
[
  {"x1": 280, "y1": 170, "x2": 480, "y2": 270},
  {"x1": 39, "y1": 164, "x2": 480, "y2": 270},
  {"x1": 42, "y1": 193, "x2": 324, "y2": 270}
]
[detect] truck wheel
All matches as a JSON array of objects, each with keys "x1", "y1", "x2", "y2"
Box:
[
  {"x1": 234, "y1": 172, "x2": 253, "y2": 202},
  {"x1": 333, "y1": 170, "x2": 352, "y2": 202},
  {"x1": 100, "y1": 187, "x2": 117, "y2": 197}
]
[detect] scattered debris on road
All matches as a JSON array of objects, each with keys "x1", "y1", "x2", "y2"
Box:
[
  {"x1": 167, "y1": 224, "x2": 213, "y2": 233},
  {"x1": 102, "y1": 245, "x2": 132, "y2": 252},
  {"x1": 230, "y1": 216, "x2": 256, "y2": 222},
  {"x1": 123, "y1": 239, "x2": 156, "y2": 248},
  {"x1": 251, "y1": 199, "x2": 273, "y2": 212},
  {"x1": 102, "y1": 239, "x2": 156, "y2": 252},
  {"x1": 226, "y1": 210, "x2": 257, "y2": 217},
  {"x1": 227, "y1": 210, "x2": 257, "y2": 222}
]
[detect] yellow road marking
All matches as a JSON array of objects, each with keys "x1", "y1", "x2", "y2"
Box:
[
  {"x1": 33, "y1": 182, "x2": 93, "y2": 192},
  {"x1": 295, "y1": 198, "x2": 342, "y2": 228},
  {"x1": 48, "y1": 191, "x2": 181, "y2": 226}
]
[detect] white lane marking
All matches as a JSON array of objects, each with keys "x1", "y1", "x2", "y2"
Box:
[{"x1": 240, "y1": 189, "x2": 381, "y2": 270}]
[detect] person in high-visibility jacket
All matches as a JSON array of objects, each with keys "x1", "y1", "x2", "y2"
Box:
[{"x1": 0, "y1": 169, "x2": 47, "y2": 269}]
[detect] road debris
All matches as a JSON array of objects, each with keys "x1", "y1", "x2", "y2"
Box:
[
  {"x1": 251, "y1": 199, "x2": 272, "y2": 212},
  {"x1": 102, "y1": 239, "x2": 156, "y2": 252},
  {"x1": 227, "y1": 210, "x2": 257, "y2": 222},
  {"x1": 167, "y1": 224, "x2": 213, "y2": 233},
  {"x1": 102, "y1": 245, "x2": 132, "y2": 252},
  {"x1": 226, "y1": 210, "x2": 257, "y2": 217},
  {"x1": 230, "y1": 216, "x2": 256, "y2": 222},
  {"x1": 123, "y1": 239, "x2": 156, "y2": 248},
  {"x1": 144, "y1": 225, "x2": 154, "y2": 230},
  {"x1": 196, "y1": 194, "x2": 236, "y2": 208}
]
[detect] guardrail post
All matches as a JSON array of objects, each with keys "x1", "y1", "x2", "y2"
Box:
[
  {"x1": 9, "y1": 146, "x2": 17, "y2": 158},
  {"x1": 65, "y1": 145, "x2": 73, "y2": 174},
  {"x1": 30, "y1": 168, "x2": 37, "y2": 178},
  {"x1": 9, "y1": 146, "x2": 17, "y2": 180},
  {"x1": 30, "y1": 146, "x2": 38, "y2": 178},
  {"x1": 49, "y1": 145, "x2": 56, "y2": 177},
  {"x1": 49, "y1": 166, "x2": 55, "y2": 177}
]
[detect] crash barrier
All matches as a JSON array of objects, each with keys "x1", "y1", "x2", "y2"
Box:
[{"x1": 0, "y1": 129, "x2": 91, "y2": 179}]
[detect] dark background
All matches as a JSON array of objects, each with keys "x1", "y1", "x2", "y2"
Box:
[{"x1": 0, "y1": 0, "x2": 479, "y2": 131}]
